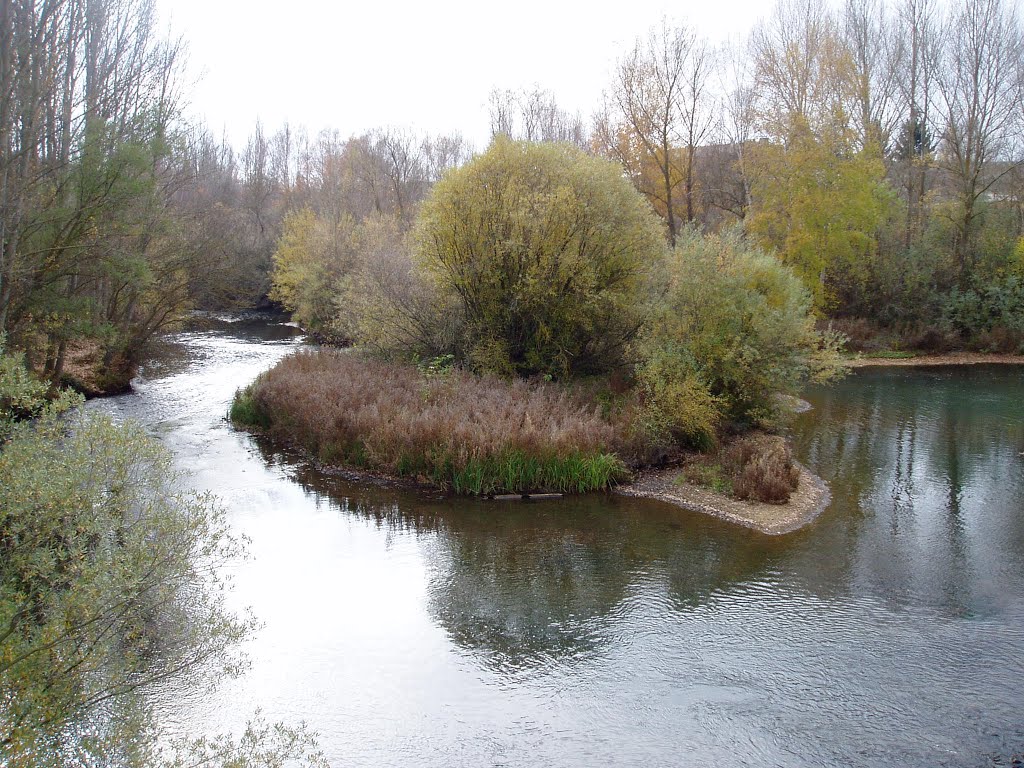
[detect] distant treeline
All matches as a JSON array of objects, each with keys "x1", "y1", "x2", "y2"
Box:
[{"x1": 2, "y1": 0, "x2": 1023, "y2": 391}]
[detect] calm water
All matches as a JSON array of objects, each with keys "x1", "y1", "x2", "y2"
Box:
[{"x1": 90, "y1": 316, "x2": 1024, "y2": 767}]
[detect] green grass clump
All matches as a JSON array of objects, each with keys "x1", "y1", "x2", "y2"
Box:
[
  {"x1": 868, "y1": 350, "x2": 918, "y2": 359},
  {"x1": 677, "y1": 461, "x2": 733, "y2": 495},
  {"x1": 228, "y1": 382, "x2": 270, "y2": 429}
]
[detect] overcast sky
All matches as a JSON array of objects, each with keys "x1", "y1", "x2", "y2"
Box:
[{"x1": 159, "y1": 0, "x2": 768, "y2": 150}]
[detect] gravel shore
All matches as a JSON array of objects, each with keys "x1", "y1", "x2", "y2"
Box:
[{"x1": 616, "y1": 462, "x2": 831, "y2": 535}]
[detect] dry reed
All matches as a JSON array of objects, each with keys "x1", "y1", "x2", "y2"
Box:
[{"x1": 233, "y1": 350, "x2": 633, "y2": 494}]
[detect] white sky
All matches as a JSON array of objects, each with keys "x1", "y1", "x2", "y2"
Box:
[{"x1": 159, "y1": 0, "x2": 769, "y2": 150}]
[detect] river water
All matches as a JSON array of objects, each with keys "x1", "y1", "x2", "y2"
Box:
[{"x1": 89, "y1": 315, "x2": 1024, "y2": 767}]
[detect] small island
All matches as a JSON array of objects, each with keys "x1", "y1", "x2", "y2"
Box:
[{"x1": 231, "y1": 139, "x2": 842, "y2": 532}]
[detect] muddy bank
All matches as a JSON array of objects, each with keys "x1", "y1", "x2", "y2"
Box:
[
  {"x1": 847, "y1": 352, "x2": 1024, "y2": 368},
  {"x1": 616, "y1": 462, "x2": 831, "y2": 535}
]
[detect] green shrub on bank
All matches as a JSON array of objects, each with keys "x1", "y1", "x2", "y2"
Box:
[
  {"x1": 643, "y1": 229, "x2": 844, "y2": 429},
  {"x1": 0, "y1": 334, "x2": 79, "y2": 442},
  {"x1": 413, "y1": 137, "x2": 665, "y2": 378},
  {"x1": 231, "y1": 350, "x2": 630, "y2": 494},
  {"x1": 0, "y1": 411, "x2": 253, "y2": 764},
  {"x1": 943, "y1": 275, "x2": 1024, "y2": 352}
]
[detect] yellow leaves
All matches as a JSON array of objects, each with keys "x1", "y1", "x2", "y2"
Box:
[{"x1": 747, "y1": 122, "x2": 888, "y2": 310}]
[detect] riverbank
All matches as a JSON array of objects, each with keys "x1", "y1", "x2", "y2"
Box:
[
  {"x1": 847, "y1": 352, "x2": 1024, "y2": 368},
  {"x1": 617, "y1": 462, "x2": 830, "y2": 535}
]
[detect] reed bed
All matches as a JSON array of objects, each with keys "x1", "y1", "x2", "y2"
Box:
[{"x1": 232, "y1": 350, "x2": 633, "y2": 494}]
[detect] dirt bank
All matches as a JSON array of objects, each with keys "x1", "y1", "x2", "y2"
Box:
[{"x1": 847, "y1": 352, "x2": 1024, "y2": 368}]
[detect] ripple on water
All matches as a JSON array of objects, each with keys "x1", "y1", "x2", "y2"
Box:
[{"x1": 89, "y1": 325, "x2": 1024, "y2": 767}]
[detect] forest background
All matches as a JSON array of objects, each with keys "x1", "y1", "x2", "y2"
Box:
[{"x1": 2, "y1": 0, "x2": 1023, "y2": 395}]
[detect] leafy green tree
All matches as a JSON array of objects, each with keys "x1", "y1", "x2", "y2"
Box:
[
  {"x1": 748, "y1": 118, "x2": 891, "y2": 310},
  {"x1": 414, "y1": 137, "x2": 666, "y2": 378}
]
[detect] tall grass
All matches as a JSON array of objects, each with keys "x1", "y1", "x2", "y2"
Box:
[{"x1": 231, "y1": 350, "x2": 632, "y2": 495}]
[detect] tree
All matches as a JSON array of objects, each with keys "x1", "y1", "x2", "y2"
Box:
[
  {"x1": 594, "y1": 20, "x2": 714, "y2": 244},
  {"x1": 893, "y1": 0, "x2": 942, "y2": 251},
  {"x1": 748, "y1": 117, "x2": 890, "y2": 310},
  {"x1": 488, "y1": 86, "x2": 587, "y2": 148},
  {"x1": 414, "y1": 137, "x2": 665, "y2": 378},
  {"x1": 935, "y1": 0, "x2": 1024, "y2": 286}
]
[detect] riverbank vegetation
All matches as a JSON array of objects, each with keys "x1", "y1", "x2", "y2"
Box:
[
  {"x1": 1, "y1": 341, "x2": 324, "y2": 766},
  {"x1": 233, "y1": 351, "x2": 633, "y2": 494},
  {"x1": 234, "y1": 140, "x2": 841, "y2": 498},
  {"x1": 4, "y1": 0, "x2": 1023, "y2": 395}
]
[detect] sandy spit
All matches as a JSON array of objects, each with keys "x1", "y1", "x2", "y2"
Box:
[{"x1": 615, "y1": 463, "x2": 831, "y2": 536}]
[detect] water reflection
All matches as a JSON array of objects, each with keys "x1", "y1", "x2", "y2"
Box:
[
  {"x1": 279, "y1": 449, "x2": 780, "y2": 673},
  {"x1": 91, "y1": 320, "x2": 1024, "y2": 767},
  {"x1": 792, "y1": 366, "x2": 1024, "y2": 618}
]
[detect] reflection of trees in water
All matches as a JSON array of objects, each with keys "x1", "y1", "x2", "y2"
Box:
[
  {"x1": 419, "y1": 501, "x2": 776, "y2": 672},
  {"x1": 792, "y1": 367, "x2": 1024, "y2": 616},
  {"x1": 280, "y1": 456, "x2": 776, "y2": 671}
]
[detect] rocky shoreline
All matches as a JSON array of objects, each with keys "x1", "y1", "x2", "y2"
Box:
[
  {"x1": 615, "y1": 462, "x2": 831, "y2": 536},
  {"x1": 847, "y1": 352, "x2": 1024, "y2": 367}
]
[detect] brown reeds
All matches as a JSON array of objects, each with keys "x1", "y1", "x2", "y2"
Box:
[
  {"x1": 723, "y1": 434, "x2": 801, "y2": 504},
  {"x1": 232, "y1": 350, "x2": 633, "y2": 494}
]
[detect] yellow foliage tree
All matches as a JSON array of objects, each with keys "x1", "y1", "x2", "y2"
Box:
[{"x1": 747, "y1": 117, "x2": 889, "y2": 310}]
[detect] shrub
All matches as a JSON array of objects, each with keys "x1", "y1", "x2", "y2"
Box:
[
  {"x1": 0, "y1": 412, "x2": 252, "y2": 763},
  {"x1": 414, "y1": 137, "x2": 666, "y2": 378},
  {"x1": 635, "y1": 344, "x2": 720, "y2": 451},
  {"x1": 943, "y1": 275, "x2": 1024, "y2": 352},
  {"x1": 643, "y1": 228, "x2": 845, "y2": 429},
  {"x1": 723, "y1": 435, "x2": 801, "y2": 504}
]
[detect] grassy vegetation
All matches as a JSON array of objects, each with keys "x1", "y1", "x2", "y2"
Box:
[
  {"x1": 231, "y1": 350, "x2": 632, "y2": 495},
  {"x1": 677, "y1": 434, "x2": 801, "y2": 504}
]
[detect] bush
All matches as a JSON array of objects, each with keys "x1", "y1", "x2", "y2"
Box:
[
  {"x1": 232, "y1": 350, "x2": 631, "y2": 494},
  {"x1": 0, "y1": 412, "x2": 252, "y2": 763},
  {"x1": 414, "y1": 137, "x2": 666, "y2": 378},
  {"x1": 642, "y1": 228, "x2": 844, "y2": 429},
  {"x1": 943, "y1": 275, "x2": 1024, "y2": 352},
  {"x1": 635, "y1": 344, "x2": 720, "y2": 451},
  {"x1": 723, "y1": 435, "x2": 800, "y2": 503}
]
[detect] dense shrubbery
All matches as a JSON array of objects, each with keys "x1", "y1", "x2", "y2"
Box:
[
  {"x1": 246, "y1": 151, "x2": 841, "y2": 497},
  {"x1": 943, "y1": 275, "x2": 1024, "y2": 352},
  {"x1": 642, "y1": 229, "x2": 844, "y2": 432},
  {"x1": 407, "y1": 138, "x2": 664, "y2": 377},
  {"x1": 1, "y1": 341, "x2": 324, "y2": 766},
  {"x1": 233, "y1": 350, "x2": 633, "y2": 494}
]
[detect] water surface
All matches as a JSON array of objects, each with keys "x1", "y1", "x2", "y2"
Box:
[{"x1": 90, "y1": 317, "x2": 1024, "y2": 767}]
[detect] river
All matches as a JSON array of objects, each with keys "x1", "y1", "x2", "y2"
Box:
[{"x1": 88, "y1": 314, "x2": 1024, "y2": 767}]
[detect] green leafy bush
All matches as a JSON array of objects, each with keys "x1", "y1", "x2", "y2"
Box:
[
  {"x1": 643, "y1": 228, "x2": 844, "y2": 429},
  {"x1": 943, "y1": 275, "x2": 1024, "y2": 352},
  {"x1": 0, "y1": 412, "x2": 252, "y2": 764},
  {"x1": 414, "y1": 137, "x2": 666, "y2": 378}
]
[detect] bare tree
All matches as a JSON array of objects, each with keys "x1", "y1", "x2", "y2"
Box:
[
  {"x1": 750, "y1": 0, "x2": 849, "y2": 138},
  {"x1": 488, "y1": 86, "x2": 586, "y2": 147},
  {"x1": 595, "y1": 19, "x2": 712, "y2": 244},
  {"x1": 843, "y1": 0, "x2": 903, "y2": 153},
  {"x1": 936, "y1": 0, "x2": 1024, "y2": 284},
  {"x1": 895, "y1": 0, "x2": 941, "y2": 249}
]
